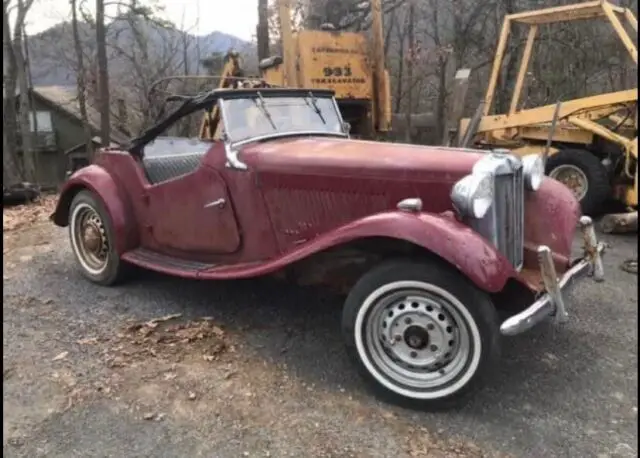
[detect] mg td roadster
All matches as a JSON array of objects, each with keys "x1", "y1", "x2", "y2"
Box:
[{"x1": 51, "y1": 87, "x2": 606, "y2": 409}]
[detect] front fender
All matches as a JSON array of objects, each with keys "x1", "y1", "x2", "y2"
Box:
[
  {"x1": 52, "y1": 165, "x2": 137, "y2": 254},
  {"x1": 317, "y1": 211, "x2": 516, "y2": 293},
  {"x1": 219, "y1": 210, "x2": 516, "y2": 292}
]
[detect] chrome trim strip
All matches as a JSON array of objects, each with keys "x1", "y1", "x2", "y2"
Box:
[{"x1": 230, "y1": 130, "x2": 348, "y2": 149}]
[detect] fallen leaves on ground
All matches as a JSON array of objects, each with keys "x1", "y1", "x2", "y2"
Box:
[
  {"x1": 3, "y1": 194, "x2": 57, "y2": 232},
  {"x1": 100, "y1": 314, "x2": 230, "y2": 369}
]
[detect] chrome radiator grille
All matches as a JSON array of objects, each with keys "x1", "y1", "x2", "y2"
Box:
[
  {"x1": 493, "y1": 166, "x2": 525, "y2": 269},
  {"x1": 467, "y1": 152, "x2": 525, "y2": 270}
]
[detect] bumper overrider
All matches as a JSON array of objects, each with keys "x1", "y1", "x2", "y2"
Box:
[{"x1": 500, "y1": 216, "x2": 606, "y2": 336}]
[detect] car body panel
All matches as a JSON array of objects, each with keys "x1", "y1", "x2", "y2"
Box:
[
  {"x1": 129, "y1": 210, "x2": 514, "y2": 292},
  {"x1": 52, "y1": 89, "x2": 582, "y2": 298}
]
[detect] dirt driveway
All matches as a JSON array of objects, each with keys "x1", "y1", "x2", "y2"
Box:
[{"x1": 3, "y1": 201, "x2": 638, "y2": 458}]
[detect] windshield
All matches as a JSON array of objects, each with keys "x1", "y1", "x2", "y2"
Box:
[{"x1": 220, "y1": 95, "x2": 344, "y2": 144}]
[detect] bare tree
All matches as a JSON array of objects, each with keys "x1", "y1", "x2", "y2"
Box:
[
  {"x1": 404, "y1": 0, "x2": 415, "y2": 142},
  {"x1": 71, "y1": 0, "x2": 94, "y2": 159},
  {"x1": 4, "y1": 0, "x2": 37, "y2": 183},
  {"x1": 96, "y1": 0, "x2": 110, "y2": 144},
  {"x1": 2, "y1": 0, "x2": 23, "y2": 184}
]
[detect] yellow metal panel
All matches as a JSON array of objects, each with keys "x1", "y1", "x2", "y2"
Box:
[
  {"x1": 518, "y1": 125, "x2": 594, "y2": 144},
  {"x1": 507, "y1": 1, "x2": 611, "y2": 25},
  {"x1": 511, "y1": 144, "x2": 560, "y2": 157},
  {"x1": 296, "y1": 30, "x2": 373, "y2": 100},
  {"x1": 262, "y1": 67, "x2": 285, "y2": 86},
  {"x1": 474, "y1": 89, "x2": 638, "y2": 132},
  {"x1": 567, "y1": 116, "x2": 634, "y2": 149}
]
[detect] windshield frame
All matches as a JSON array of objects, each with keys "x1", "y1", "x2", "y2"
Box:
[{"x1": 218, "y1": 92, "x2": 348, "y2": 149}]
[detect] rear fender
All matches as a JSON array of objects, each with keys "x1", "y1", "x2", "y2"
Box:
[
  {"x1": 260, "y1": 211, "x2": 515, "y2": 293},
  {"x1": 52, "y1": 165, "x2": 137, "y2": 254}
]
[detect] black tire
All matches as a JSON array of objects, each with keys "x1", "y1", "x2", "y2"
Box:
[
  {"x1": 545, "y1": 149, "x2": 610, "y2": 216},
  {"x1": 68, "y1": 190, "x2": 128, "y2": 286},
  {"x1": 342, "y1": 258, "x2": 500, "y2": 410}
]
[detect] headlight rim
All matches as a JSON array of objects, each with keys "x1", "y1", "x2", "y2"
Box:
[
  {"x1": 522, "y1": 154, "x2": 545, "y2": 191},
  {"x1": 450, "y1": 172, "x2": 494, "y2": 219}
]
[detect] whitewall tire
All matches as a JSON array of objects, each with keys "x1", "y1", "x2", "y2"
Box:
[{"x1": 342, "y1": 259, "x2": 500, "y2": 410}]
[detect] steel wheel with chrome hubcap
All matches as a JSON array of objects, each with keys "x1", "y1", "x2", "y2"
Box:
[
  {"x1": 69, "y1": 190, "x2": 127, "y2": 285},
  {"x1": 342, "y1": 259, "x2": 500, "y2": 409}
]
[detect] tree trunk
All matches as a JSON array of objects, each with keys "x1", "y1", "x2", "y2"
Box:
[
  {"x1": 2, "y1": 3, "x2": 23, "y2": 184},
  {"x1": 13, "y1": 14, "x2": 36, "y2": 183},
  {"x1": 71, "y1": 0, "x2": 94, "y2": 160},
  {"x1": 404, "y1": 1, "x2": 415, "y2": 143},
  {"x1": 393, "y1": 13, "x2": 405, "y2": 114},
  {"x1": 257, "y1": 0, "x2": 270, "y2": 62},
  {"x1": 96, "y1": 0, "x2": 110, "y2": 146}
]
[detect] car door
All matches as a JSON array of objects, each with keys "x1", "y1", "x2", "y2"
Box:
[{"x1": 143, "y1": 157, "x2": 241, "y2": 256}]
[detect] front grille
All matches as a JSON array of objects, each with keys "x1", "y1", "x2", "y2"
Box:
[
  {"x1": 466, "y1": 152, "x2": 525, "y2": 270},
  {"x1": 493, "y1": 166, "x2": 525, "y2": 269}
]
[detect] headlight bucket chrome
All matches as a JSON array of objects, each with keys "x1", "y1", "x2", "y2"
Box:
[
  {"x1": 522, "y1": 154, "x2": 545, "y2": 191},
  {"x1": 451, "y1": 173, "x2": 494, "y2": 219}
]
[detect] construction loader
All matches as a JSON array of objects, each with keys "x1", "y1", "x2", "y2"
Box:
[
  {"x1": 196, "y1": 0, "x2": 392, "y2": 141},
  {"x1": 456, "y1": 0, "x2": 638, "y2": 221}
]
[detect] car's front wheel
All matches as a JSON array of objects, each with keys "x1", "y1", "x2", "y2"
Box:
[
  {"x1": 69, "y1": 190, "x2": 127, "y2": 286},
  {"x1": 342, "y1": 259, "x2": 500, "y2": 410}
]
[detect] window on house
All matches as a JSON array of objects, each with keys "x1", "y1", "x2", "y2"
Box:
[{"x1": 29, "y1": 111, "x2": 53, "y2": 132}]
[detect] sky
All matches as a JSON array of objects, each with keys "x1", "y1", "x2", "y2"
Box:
[{"x1": 21, "y1": 0, "x2": 259, "y2": 39}]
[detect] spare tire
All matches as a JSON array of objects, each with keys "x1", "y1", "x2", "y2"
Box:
[{"x1": 545, "y1": 149, "x2": 611, "y2": 216}]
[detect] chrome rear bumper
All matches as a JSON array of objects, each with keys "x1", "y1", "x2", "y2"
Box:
[{"x1": 500, "y1": 216, "x2": 606, "y2": 336}]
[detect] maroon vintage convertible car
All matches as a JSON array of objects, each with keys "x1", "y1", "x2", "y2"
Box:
[{"x1": 51, "y1": 87, "x2": 606, "y2": 409}]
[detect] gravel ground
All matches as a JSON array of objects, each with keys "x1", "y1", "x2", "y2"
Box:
[{"x1": 2, "y1": 220, "x2": 638, "y2": 458}]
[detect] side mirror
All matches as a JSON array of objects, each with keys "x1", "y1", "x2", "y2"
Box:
[{"x1": 342, "y1": 122, "x2": 351, "y2": 134}]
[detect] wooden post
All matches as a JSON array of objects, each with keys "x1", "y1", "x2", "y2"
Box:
[
  {"x1": 442, "y1": 68, "x2": 470, "y2": 146},
  {"x1": 599, "y1": 211, "x2": 638, "y2": 234},
  {"x1": 257, "y1": 0, "x2": 270, "y2": 62},
  {"x1": 370, "y1": 0, "x2": 386, "y2": 132},
  {"x1": 277, "y1": 0, "x2": 298, "y2": 87}
]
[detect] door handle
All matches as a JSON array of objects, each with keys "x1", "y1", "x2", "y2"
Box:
[{"x1": 204, "y1": 198, "x2": 226, "y2": 209}]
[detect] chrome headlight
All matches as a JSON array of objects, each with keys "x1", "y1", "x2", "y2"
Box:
[
  {"x1": 451, "y1": 173, "x2": 494, "y2": 218},
  {"x1": 522, "y1": 154, "x2": 544, "y2": 191}
]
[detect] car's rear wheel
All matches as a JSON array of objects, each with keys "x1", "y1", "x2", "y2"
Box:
[
  {"x1": 342, "y1": 259, "x2": 500, "y2": 410},
  {"x1": 69, "y1": 190, "x2": 127, "y2": 285}
]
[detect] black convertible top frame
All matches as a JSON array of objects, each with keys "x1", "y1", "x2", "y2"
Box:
[{"x1": 128, "y1": 87, "x2": 336, "y2": 158}]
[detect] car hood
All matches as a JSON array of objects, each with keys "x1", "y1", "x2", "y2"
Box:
[{"x1": 240, "y1": 136, "x2": 484, "y2": 182}]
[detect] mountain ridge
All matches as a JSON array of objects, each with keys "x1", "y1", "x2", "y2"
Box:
[{"x1": 26, "y1": 17, "x2": 255, "y2": 87}]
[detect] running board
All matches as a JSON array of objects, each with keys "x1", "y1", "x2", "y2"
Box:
[{"x1": 121, "y1": 248, "x2": 217, "y2": 278}]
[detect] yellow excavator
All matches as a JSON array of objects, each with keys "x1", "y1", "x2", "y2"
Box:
[
  {"x1": 456, "y1": 0, "x2": 637, "y2": 225},
  {"x1": 198, "y1": 0, "x2": 393, "y2": 141}
]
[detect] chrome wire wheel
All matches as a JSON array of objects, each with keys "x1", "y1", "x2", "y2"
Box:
[
  {"x1": 70, "y1": 202, "x2": 110, "y2": 276},
  {"x1": 549, "y1": 164, "x2": 589, "y2": 201},
  {"x1": 354, "y1": 281, "x2": 482, "y2": 400}
]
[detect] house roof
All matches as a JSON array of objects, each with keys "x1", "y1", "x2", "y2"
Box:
[{"x1": 30, "y1": 85, "x2": 130, "y2": 145}]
